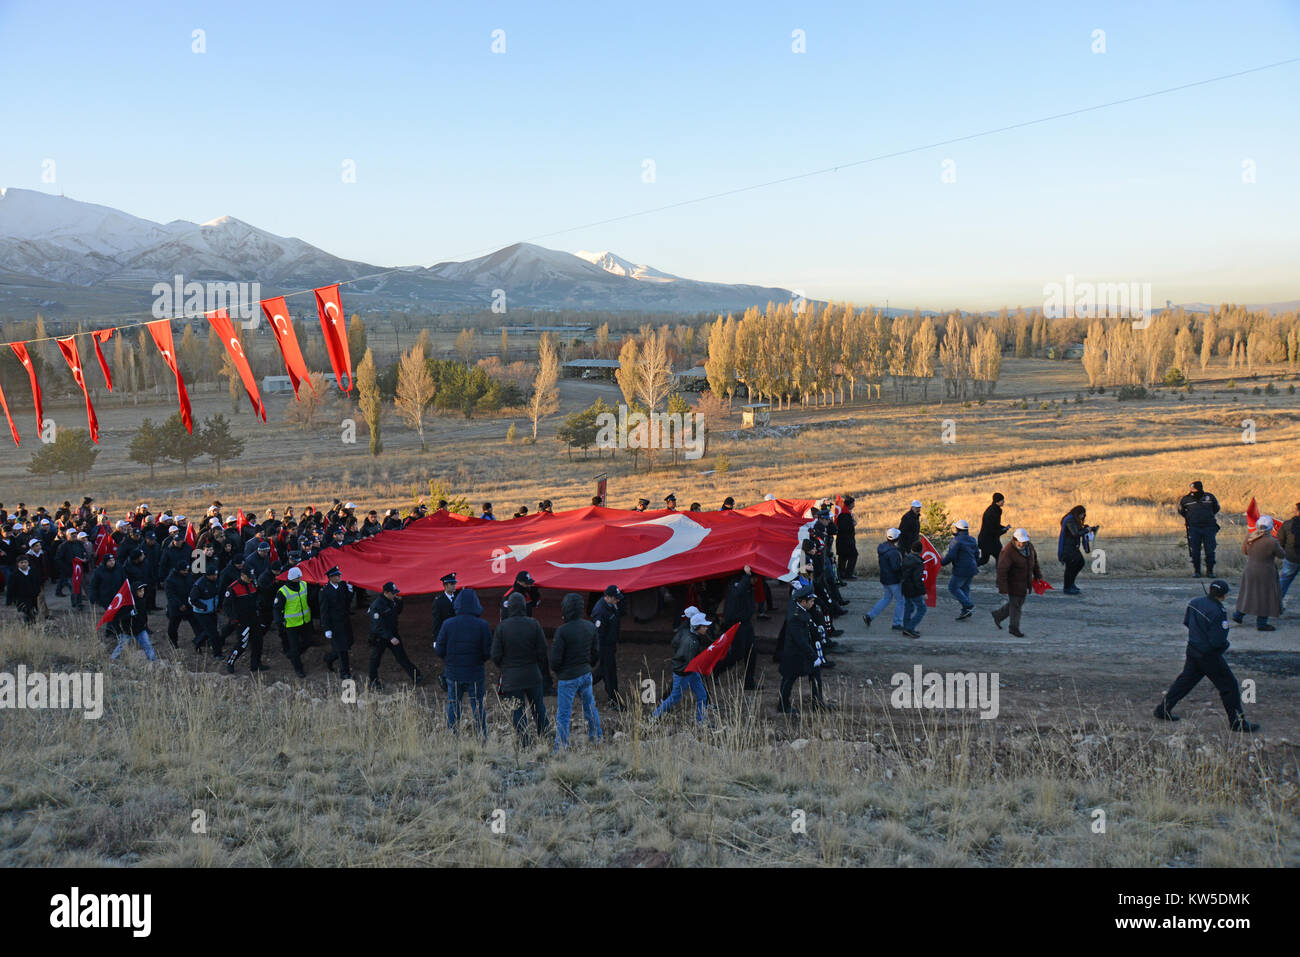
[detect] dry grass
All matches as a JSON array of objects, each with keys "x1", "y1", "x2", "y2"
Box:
[{"x1": 2, "y1": 617, "x2": 1295, "y2": 867}]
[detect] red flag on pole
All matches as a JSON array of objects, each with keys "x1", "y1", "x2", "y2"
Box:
[
  {"x1": 184, "y1": 522, "x2": 196, "y2": 549},
  {"x1": 920, "y1": 534, "x2": 942, "y2": 608},
  {"x1": 91, "y1": 328, "x2": 114, "y2": 391},
  {"x1": 94, "y1": 528, "x2": 118, "y2": 562},
  {"x1": 0, "y1": 381, "x2": 19, "y2": 446},
  {"x1": 9, "y1": 342, "x2": 43, "y2": 432},
  {"x1": 55, "y1": 336, "x2": 99, "y2": 443},
  {"x1": 207, "y1": 309, "x2": 266, "y2": 422},
  {"x1": 72, "y1": 557, "x2": 85, "y2": 597},
  {"x1": 1246, "y1": 497, "x2": 1259, "y2": 533},
  {"x1": 236, "y1": 508, "x2": 249, "y2": 531},
  {"x1": 684, "y1": 622, "x2": 740, "y2": 676},
  {"x1": 146, "y1": 320, "x2": 193, "y2": 433},
  {"x1": 313, "y1": 284, "x2": 353, "y2": 393},
  {"x1": 98, "y1": 579, "x2": 134, "y2": 627},
  {"x1": 260, "y1": 296, "x2": 313, "y2": 398}
]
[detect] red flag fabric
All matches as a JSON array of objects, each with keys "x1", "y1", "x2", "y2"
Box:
[
  {"x1": 684, "y1": 622, "x2": 739, "y2": 676},
  {"x1": 72, "y1": 558, "x2": 85, "y2": 596},
  {"x1": 920, "y1": 534, "x2": 942, "y2": 608},
  {"x1": 9, "y1": 342, "x2": 43, "y2": 432},
  {"x1": 260, "y1": 296, "x2": 313, "y2": 398},
  {"x1": 55, "y1": 336, "x2": 99, "y2": 443},
  {"x1": 184, "y1": 522, "x2": 196, "y2": 549},
  {"x1": 0, "y1": 381, "x2": 19, "y2": 446},
  {"x1": 94, "y1": 529, "x2": 118, "y2": 562},
  {"x1": 146, "y1": 320, "x2": 193, "y2": 433},
  {"x1": 1031, "y1": 578, "x2": 1054, "y2": 596},
  {"x1": 291, "y1": 498, "x2": 818, "y2": 594},
  {"x1": 207, "y1": 309, "x2": 266, "y2": 422},
  {"x1": 1246, "y1": 497, "x2": 1259, "y2": 533},
  {"x1": 236, "y1": 508, "x2": 249, "y2": 531},
  {"x1": 91, "y1": 328, "x2": 114, "y2": 391},
  {"x1": 97, "y1": 579, "x2": 134, "y2": 627},
  {"x1": 313, "y1": 284, "x2": 353, "y2": 393}
]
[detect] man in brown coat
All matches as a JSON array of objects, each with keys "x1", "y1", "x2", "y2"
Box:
[
  {"x1": 993, "y1": 528, "x2": 1040, "y2": 637},
  {"x1": 1233, "y1": 516, "x2": 1283, "y2": 631}
]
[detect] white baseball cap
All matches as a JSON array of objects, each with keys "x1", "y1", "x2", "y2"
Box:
[
  {"x1": 682, "y1": 605, "x2": 700, "y2": 620},
  {"x1": 911, "y1": 500, "x2": 923, "y2": 508},
  {"x1": 28, "y1": 538, "x2": 39, "y2": 546},
  {"x1": 886, "y1": 528, "x2": 901, "y2": 540},
  {"x1": 690, "y1": 612, "x2": 712, "y2": 628},
  {"x1": 1013, "y1": 528, "x2": 1030, "y2": 542},
  {"x1": 764, "y1": 493, "x2": 776, "y2": 501},
  {"x1": 1258, "y1": 515, "x2": 1274, "y2": 531},
  {"x1": 345, "y1": 502, "x2": 356, "y2": 509},
  {"x1": 287, "y1": 567, "x2": 303, "y2": 581},
  {"x1": 953, "y1": 519, "x2": 969, "y2": 530}
]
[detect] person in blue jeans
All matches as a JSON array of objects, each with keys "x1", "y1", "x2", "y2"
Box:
[
  {"x1": 940, "y1": 519, "x2": 980, "y2": 620},
  {"x1": 864, "y1": 528, "x2": 905, "y2": 630},
  {"x1": 900, "y1": 540, "x2": 927, "y2": 638},
  {"x1": 435, "y1": 588, "x2": 492, "y2": 738},
  {"x1": 652, "y1": 612, "x2": 710, "y2": 723},
  {"x1": 550, "y1": 592, "x2": 603, "y2": 749},
  {"x1": 111, "y1": 582, "x2": 157, "y2": 662}
]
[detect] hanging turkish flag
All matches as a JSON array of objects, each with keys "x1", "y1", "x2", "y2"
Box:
[
  {"x1": 313, "y1": 284, "x2": 353, "y2": 393},
  {"x1": 920, "y1": 534, "x2": 942, "y2": 608},
  {"x1": 1246, "y1": 497, "x2": 1259, "y2": 533},
  {"x1": 684, "y1": 622, "x2": 739, "y2": 676},
  {"x1": 236, "y1": 508, "x2": 249, "y2": 531},
  {"x1": 9, "y1": 342, "x2": 43, "y2": 432},
  {"x1": 0, "y1": 381, "x2": 19, "y2": 446},
  {"x1": 260, "y1": 296, "x2": 313, "y2": 398},
  {"x1": 91, "y1": 328, "x2": 114, "y2": 391},
  {"x1": 185, "y1": 522, "x2": 196, "y2": 549},
  {"x1": 94, "y1": 528, "x2": 118, "y2": 562},
  {"x1": 146, "y1": 319, "x2": 193, "y2": 433},
  {"x1": 98, "y1": 579, "x2": 135, "y2": 627},
  {"x1": 72, "y1": 557, "x2": 85, "y2": 597},
  {"x1": 207, "y1": 309, "x2": 266, "y2": 422},
  {"x1": 55, "y1": 336, "x2": 99, "y2": 443}
]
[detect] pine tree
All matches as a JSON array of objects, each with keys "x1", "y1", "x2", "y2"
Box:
[
  {"x1": 127, "y1": 417, "x2": 167, "y2": 479},
  {"x1": 202, "y1": 413, "x2": 245, "y2": 476},
  {"x1": 161, "y1": 412, "x2": 204, "y2": 476}
]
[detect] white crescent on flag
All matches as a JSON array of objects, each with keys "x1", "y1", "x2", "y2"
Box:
[{"x1": 548, "y1": 513, "x2": 711, "y2": 571}]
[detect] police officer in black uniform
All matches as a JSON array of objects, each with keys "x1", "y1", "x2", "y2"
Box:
[
  {"x1": 1154, "y1": 579, "x2": 1259, "y2": 732},
  {"x1": 368, "y1": 581, "x2": 421, "y2": 690},
  {"x1": 1178, "y1": 480, "x2": 1221, "y2": 578},
  {"x1": 320, "y1": 566, "x2": 355, "y2": 680},
  {"x1": 432, "y1": 573, "x2": 458, "y2": 640}
]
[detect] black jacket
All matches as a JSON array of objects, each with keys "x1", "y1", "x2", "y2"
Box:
[
  {"x1": 320, "y1": 581, "x2": 355, "y2": 640},
  {"x1": 164, "y1": 569, "x2": 194, "y2": 612},
  {"x1": 900, "y1": 552, "x2": 925, "y2": 598},
  {"x1": 90, "y1": 562, "x2": 124, "y2": 607},
  {"x1": 592, "y1": 596, "x2": 623, "y2": 648},
  {"x1": 898, "y1": 510, "x2": 921, "y2": 551},
  {"x1": 492, "y1": 592, "x2": 549, "y2": 692},
  {"x1": 1185, "y1": 595, "x2": 1230, "y2": 656},
  {"x1": 368, "y1": 594, "x2": 403, "y2": 643},
  {"x1": 1178, "y1": 492, "x2": 1221, "y2": 529},
  {"x1": 5, "y1": 567, "x2": 41, "y2": 609},
  {"x1": 835, "y1": 511, "x2": 857, "y2": 555},
  {"x1": 780, "y1": 603, "x2": 816, "y2": 678},
  {"x1": 550, "y1": 593, "x2": 598, "y2": 680},
  {"x1": 723, "y1": 572, "x2": 756, "y2": 626},
  {"x1": 188, "y1": 575, "x2": 221, "y2": 616},
  {"x1": 432, "y1": 590, "x2": 457, "y2": 640},
  {"x1": 978, "y1": 503, "x2": 1008, "y2": 553}
]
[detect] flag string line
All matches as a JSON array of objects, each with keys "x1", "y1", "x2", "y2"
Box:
[{"x1": 3, "y1": 53, "x2": 1297, "y2": 351}]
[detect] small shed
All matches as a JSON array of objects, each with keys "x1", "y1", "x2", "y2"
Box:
[
  {"x1": 741, "y1": 403, "x2": 771, "y2": 428},
  {"x1": 261, "y1": 375, "x2": 294, "y2": 395}
]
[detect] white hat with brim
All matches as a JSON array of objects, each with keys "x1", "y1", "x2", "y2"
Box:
[
  {"x1": 690, "y1": 612, "x2": 712, "y2": 628},
  {"x1": 1013, "y1": 528, "x2": 1030, "y2": 542},
  {"x1": 886, "y1": 528, "x2": 901, "y2": 540}
]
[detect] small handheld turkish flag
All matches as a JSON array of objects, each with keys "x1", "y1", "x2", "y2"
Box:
[
  {"x1": 1246, "y1": 497, "x2": 1259, "y2": 533},
  {"x1": 684, "y1": 622, "x2": 739, "y2": 676},
  {"x1": 72, "y1": 558, "x2": 84, "y2": 597},
  {"x1": 920, "y1": 534, "x2": 942, "y2": 608},
  {"x1": 98, "y1": 580, "x2": 134, "y2": 627},
  {"x1": 94, "y1": 529, "x2": 117, "y2": 562},
  {"x1": 185, "y1": 522, "x2": 196, "y2": 548},
  {"x1": 1032, "y1": 578, "x2": 1053, "y2": 596},
  {"x1": 236, "y1": 509, "x2": 249, "y2": 531}
]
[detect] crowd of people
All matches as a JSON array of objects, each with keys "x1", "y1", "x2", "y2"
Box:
[{"x1": 2, "y1": 481, "x2": 1294, "y2": 737}]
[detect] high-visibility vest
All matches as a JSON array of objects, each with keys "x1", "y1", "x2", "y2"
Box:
[{"x1": 278, "y1": 582, "x2": 311, "y2": 627}]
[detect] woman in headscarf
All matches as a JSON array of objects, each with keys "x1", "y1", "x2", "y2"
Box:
[{"x1": 1234, "y1": 515, "x2": 1283, "y2": 631}]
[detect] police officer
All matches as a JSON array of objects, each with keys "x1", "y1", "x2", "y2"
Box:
[
  {"x1": 778, "y1": 585, "x2": 818, "y2": 715},
  {"x1": 224, "y1": 567, "x2": 267, "y2": 675},
  {"x1": 274, "y1": 566, "x2": 312, "y2": 677},
  {"x1": 663, "y1": 493, "x2": 677, "y2": 511},
  {"x1": 319, "y1": 566, "x2": 355, "y2": 680},
  {"x1": 720, "y1": 565, "x2": 759, "y2": 690},
  {"x1": 433, "y1": 573, "x2": 458, "y2": 641},
  {"x1": 368, "y1": 581, "x2": 421, "y2": 690},
  {"x1": 592, "y1": 584, "x2": 625, "y2": 709},
  {"x1": 1154, "y1": 580, "x2": 1259, "y2": 732},
  {"x1": 1178, "y1": 480, "x2": 1221, "y2": 578},
  {"x1": 634, "y1": 498, "x2": 650, "y2": 513},
  {"x1": 163, "y1": 563, "x2": 197, "y2": 648},
  {"x1": 836, "y1": 496, "x2": 859, "y2": 580},
  {"x1": 188, "y1": 565, "x2": 222, "y2": 656}
]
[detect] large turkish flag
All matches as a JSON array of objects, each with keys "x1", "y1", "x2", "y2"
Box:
[{"x1": 291, "y1": 499, "x2": 818, "y2": 595}]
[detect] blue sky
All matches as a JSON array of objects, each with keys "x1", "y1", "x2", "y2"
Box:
[{"x1": 2, "y1": 0, "x2": 1298, "y2": 309}]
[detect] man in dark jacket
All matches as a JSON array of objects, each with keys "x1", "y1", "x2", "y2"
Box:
[
  {"x1": 550, "y1": 592, "x2": 601, "y2": 749},
  {"x1": 977, "y1": 493, "x2": 1009, "y2": 566},
  {"x1": 163, "y1": 565, "x2": 197, "y2": 648},
  {"x1": 835, "y1": 496, "x2": 858, "y2": 580},
  {"x1": 1154, "y1": 579, "x2": 1259, "y2": 732},
  {"x1": 1178, "y1": 480, "x2": 1221, "y2": 578},
  {"x1": 435, "y1": 588, "x2": 492, "y2": 736},
  {"x1": 501, "y1": 570, "x2": 551, "y2": 693},
  {"x1": 900, "y1": 542, "x2": 926, "y2": 638},
  {"x1": 898, "y1": 500, "x2": 922, "y2": 552},
  {"x1": 368, "y1": 581, "x2": 420, "y2": 690},
  {"x1": 493, "y1": 591, "x2": 550, "y2": 744},
  {"x1": 591, "y1": 584, "x2": 625, "y2": 709},
  {"x1": 779, "y1": 586, "x2": 818, "y2": 715},
  {"x1": 432, "y1": 573, "x2": 458, "y2": 643},
  {"x1": 188, "y1": 567, "x2": 222, "y2": 656},
  {"x1": 863, "y1": 528, "x2": 904, "y2": 630},
  {"x1": 940, "y1": 520, "x2": 980, "y2": 619},
  {"x1": 993, "y1": 529, "x2": 1040, "y2": 637},
  {"x1": 5, "y1": 554, "x2": 41, "y2": 624},
  {"x1": 111, "y1": 581, "x2": 157, "y2": 662},
  {"x1": 320, "y1": 566, "x2": 355, "y2": 681},
  {"x1": 720, "y1": 567, "x2": 759, "y2": 690},
  {"x1": 224, "y1": 568, "x2": 267, "y2": 675},
  {"x1": 90, "y1": 554, "x2": 124, "y2": 614}
]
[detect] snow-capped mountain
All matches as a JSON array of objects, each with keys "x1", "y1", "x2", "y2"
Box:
[
  {"x1": 575, "y1": 250, "x2": 679, "y2": 283},
  {"x1": 0, "y1": 188, "x2": 798, "y2": 315}
]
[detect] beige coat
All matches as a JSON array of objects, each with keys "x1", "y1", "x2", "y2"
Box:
[{"x1": 1236, "y1": 532, "x2": 1283, "y2": 617}]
